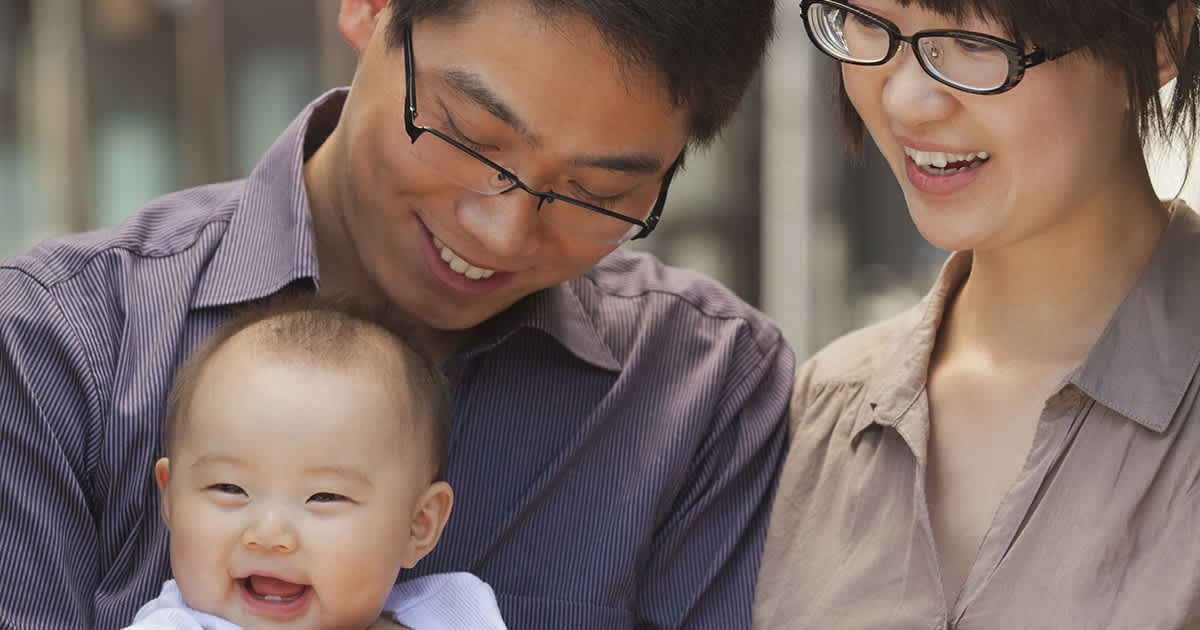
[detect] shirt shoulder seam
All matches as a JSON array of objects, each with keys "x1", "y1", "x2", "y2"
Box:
[
  {"x1": 574, "y1": 274, "x2": 781, "y2": 360},
  {"x1": 0, "y1": 215, "x2": 233, "y2": 290}
]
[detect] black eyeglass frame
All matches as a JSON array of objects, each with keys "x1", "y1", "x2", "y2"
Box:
[
  {"x1": 799, "y1": 0, "x2": 1073, "y2": 95},
  {"x1": 401, "y1": 25, "x2": 678, "y2": 242}
]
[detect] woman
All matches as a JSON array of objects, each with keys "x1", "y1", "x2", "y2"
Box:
[{"x1": 754, "y1": 1, "x2": 1200, "y2": 627}]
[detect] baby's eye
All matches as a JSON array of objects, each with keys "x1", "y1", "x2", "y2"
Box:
[
  {"x1": 207, "y1": 483, "x2": 245, "y2": 496},
  {"x1": 307, "y1": 492, "x2": 350, "y2": 503}
]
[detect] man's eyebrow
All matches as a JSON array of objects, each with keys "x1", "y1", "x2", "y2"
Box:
[
  {"x1": 443, "y1": 69, "x2": 537, "y2": 144},
  {"x1": 441, "y1": 68, "x2": 668, "y2": 176},
  {"x1": 568, "y1": 153, "x2": 664, "y2": 175}
]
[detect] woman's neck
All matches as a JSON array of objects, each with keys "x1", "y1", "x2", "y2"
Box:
[{"x1": 939, "y1": 185, "x2": 1171, "y2": 370}]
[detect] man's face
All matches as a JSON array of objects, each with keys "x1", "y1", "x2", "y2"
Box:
[
  {"x1": 307, "y1": 0, "x2": 689, "y2": 341},
  {"x1": 156, "y1": 339, "x2": 443, "y2": 630}
]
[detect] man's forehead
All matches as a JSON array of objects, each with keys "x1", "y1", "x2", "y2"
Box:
[{"x1": 412, "y1": 33, "x2": 686, "y2": 171}]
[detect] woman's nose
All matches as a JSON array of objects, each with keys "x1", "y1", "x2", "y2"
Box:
[{"x1": 879, "y1": 44, "x2": 958, "y2": 127}]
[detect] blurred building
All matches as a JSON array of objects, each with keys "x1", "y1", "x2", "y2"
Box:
[
  {"x1": 1, "y1": 0, "x2": 776, "y2": 326},
  {"x1": 7, "y1": 1, "x2": 1188, "y2": 358}
]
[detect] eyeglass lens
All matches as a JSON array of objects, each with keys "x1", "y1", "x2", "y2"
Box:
[
  {"x1": 806, "y1": 1, "x2": 1013, "y2": 92},
  {"x1": 408, "y1": 130, "x2": 649, "y2": 243}
]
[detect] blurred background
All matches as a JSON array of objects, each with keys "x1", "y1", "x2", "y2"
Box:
[{"x1": 0, "y1": 0, "x2": 1194, "y2": 357}]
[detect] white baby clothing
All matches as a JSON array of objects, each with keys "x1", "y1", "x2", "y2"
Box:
[{"x1": 124, "y1": 573, "x2": 507, "y2": 629}]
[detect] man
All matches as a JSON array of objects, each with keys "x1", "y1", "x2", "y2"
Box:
[{"x1": 0, "y1": 0, "x2": 793, "y2": 628}]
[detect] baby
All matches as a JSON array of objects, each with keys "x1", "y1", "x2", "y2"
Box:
[{"x1": 126, "y1": 295, "x2": 506, "y2": 630}]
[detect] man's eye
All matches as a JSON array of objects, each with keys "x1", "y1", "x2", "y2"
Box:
[
  {"x1": 572, "y1": 184, "x2": 630, "y2": 208},
  {"x1": 442, "y1": 112, "x2": 493, "y2": 154},
  {"x1": 208, "y1": 483, "x2": 245, "y2": 495},
  {"x1": 307, "y1": 492, "x2": 349, "y2": 503}
]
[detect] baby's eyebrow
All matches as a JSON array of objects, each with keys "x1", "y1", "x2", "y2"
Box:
[
  {"x1": 190, "y1": 453, "x2": 244, "y2": 470},
  {"x1": 304, "y1": 465, "x2": 373, "y2": 486}
]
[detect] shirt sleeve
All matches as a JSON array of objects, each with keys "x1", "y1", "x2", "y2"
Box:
[
  {"x1": 635, "y1": 326, "x2": 795, "y2": 628},
  {"x1": 0, "y1": 267, "x2": 105, "y2": 630}
]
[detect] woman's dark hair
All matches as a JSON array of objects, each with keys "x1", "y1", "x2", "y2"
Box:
[
  {"x1": 382, "y1": 0, "x2": 775, "y2": 147},
  {"x1": 832, "y1": 0, "x2": 1200, "y2": 158}
]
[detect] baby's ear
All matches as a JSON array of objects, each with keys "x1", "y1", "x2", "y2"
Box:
[
  {"x1": 154, "y1": 458, "x2": 172, "y2": 528},
  {"x1": 401, "y1": 481, "x2": 454, "y2": 568}
]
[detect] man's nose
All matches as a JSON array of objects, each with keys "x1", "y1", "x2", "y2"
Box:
[
  {"x1": 457, "y1": 187, "x2": 545, "y2": 259},
  {"x1": 241, "y1": 506, "x2": 298, "y2": 553}
]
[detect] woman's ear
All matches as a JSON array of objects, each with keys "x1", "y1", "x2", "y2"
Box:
[
  {"x1": 339, "y1": 0, "x2": 390, "y2": 55},
  {"x1": 1158, "y1": 1, "x2": 1198, "y2": 87},
  {"x1": 154, "y1": 458, "x2": 172, "y2": 528},
  {"x1": 401, "y1": 481, "x2": 454, "y2": 568}
]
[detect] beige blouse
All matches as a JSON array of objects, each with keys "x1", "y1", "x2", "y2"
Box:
[{"x1": 754, "y1": 206, "x2": 1200, "y2": 629}]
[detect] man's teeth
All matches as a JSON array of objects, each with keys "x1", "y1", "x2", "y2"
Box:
[
  {"x1": 432, "y1": 237, "x2": 496, "y2": 280},
  {"x1": 903, "y1": 147, "x2": 989, "y2": 172}
]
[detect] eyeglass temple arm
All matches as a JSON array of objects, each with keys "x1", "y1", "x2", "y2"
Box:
[
  {"x1": 1024, "y1": 45, "x2": 1073, "y2": 67},
  {"x1": 403, "y1": 25, "x2": 422, "y2": 141},
  {"x1": 631, "y1": 156, "x2": 683, "y2": 240}
]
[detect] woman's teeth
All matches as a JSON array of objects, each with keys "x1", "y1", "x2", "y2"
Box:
[
  {"x1": 904, "y1": 147, "x2": 989, "y2": 174},
  {"x1": 432, "y1": 237, "x2": 496, "y2": 280}
]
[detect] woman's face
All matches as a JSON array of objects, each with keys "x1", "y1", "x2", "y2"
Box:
[{"x1": 842, "y1": 0, "x2": 1147, "y2": 255}]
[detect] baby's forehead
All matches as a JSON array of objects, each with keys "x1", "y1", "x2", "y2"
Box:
[
  {"x1": 182, "y1": 351, "x2": 424, "y2": 444},
  {"x1": 217, "y1": 319, "x2": 405, "y2": 371}
]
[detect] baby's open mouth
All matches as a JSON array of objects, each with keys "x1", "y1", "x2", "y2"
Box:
[{"x1": 241, "y1": 575, "x2": 309, "y2": 603}]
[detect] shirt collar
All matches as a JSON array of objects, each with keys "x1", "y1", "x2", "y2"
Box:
[
  {"x1": 1069, "y1": 203, "x2": 1200, "y2": 433},
  {"x1": 855, "y1": 204, "x2": 1200, "y2": 438},
  {"x1": 455, "y1": 272, "x2": 622, "y2": 373},
  {"x1": 192, "y1": 89, "x2": 346, "y2": 308},
  {"x1": 853, "y1": 252, "x2": 971, "y2": 440}
]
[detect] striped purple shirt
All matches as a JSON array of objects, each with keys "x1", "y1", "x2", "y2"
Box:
[{"x1": 0, "y1": 90, "x2": 794, "y2": 630}]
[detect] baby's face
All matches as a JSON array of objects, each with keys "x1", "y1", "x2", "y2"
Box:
[{"x1": 156, "y1": 348, "x2": 442, "y2": 630}]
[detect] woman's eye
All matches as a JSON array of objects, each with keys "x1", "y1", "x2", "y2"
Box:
[
  {"x1": 208, "y1": 483, "x2": 245, "y2": 495},
  {"x1": 953, "y1": 38, "x2": 995, "y2": 55},
  {"x1": 307, "y1": 492, "x2": 349, "y2": 503}
]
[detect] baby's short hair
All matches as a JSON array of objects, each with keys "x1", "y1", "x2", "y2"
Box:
[{"x1": 164, "y1": 292, "x2": 453, "y2": 478}]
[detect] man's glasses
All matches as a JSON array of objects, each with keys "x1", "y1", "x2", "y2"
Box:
[
  {"x1": 401, "y1": 25, "x2": 678, "y2": 244},
  {"x1": 799, "y1": 0, "x2": 1073, "y2": 95}
]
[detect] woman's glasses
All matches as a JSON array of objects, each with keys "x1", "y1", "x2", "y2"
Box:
[{"x1": 800, "y1": 0, "x2": 1073, "y2": 95}]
